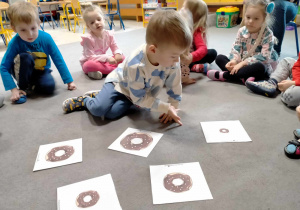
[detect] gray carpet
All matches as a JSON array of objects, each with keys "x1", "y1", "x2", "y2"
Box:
[{"x1": 1, "y1": 27, "x2": 300, "y2": 210}]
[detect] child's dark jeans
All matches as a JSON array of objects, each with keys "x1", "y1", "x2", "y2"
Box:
[{"x1": 13, "y1": 52, "x2": 55, "y2": 94}]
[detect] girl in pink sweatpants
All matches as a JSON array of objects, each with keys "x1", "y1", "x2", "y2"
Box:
[{"x1": 80, "y1": 5, "x2": 125, "y2": 80}]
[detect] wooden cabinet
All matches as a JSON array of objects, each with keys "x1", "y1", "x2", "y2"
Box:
[{"x1": 118, "y1": 0, "x2": 143, "y2": 22}]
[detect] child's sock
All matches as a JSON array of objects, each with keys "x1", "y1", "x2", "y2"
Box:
[
  {"x1": 241, "y1": 77, "x2": 255, "y2": 84},
  {"x1": 269, "y1": 78, "x2": 278, "y2": 87},
  {"x1": 191, "y1": 63, "x2": 210, "y2": 73}
]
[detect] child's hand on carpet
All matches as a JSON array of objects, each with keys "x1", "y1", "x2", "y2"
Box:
[
  {"x1": 159, "y1": 106, "x2": 182, "y2": 126},
  {"x1": 10, "y1": 88, "x2": 26, "y2": 102},
  {"x1": 67, "y1": 82, "x2": 76, "y2": 90}
]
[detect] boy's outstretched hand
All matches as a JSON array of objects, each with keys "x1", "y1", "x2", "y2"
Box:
[
  {"x1": 159, "y1": 105, "x2": 182, "y2": 126},
  {"x1": 10, "y1": 88, "x2": 26, "y2": 102},
  {"x1": 67, "y1": 82, "x2": 76, "y2": 90}
]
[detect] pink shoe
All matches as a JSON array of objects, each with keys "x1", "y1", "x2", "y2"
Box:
[
  {"x1": 241, "y1": 77, "x2": 255, "y2": 85},
  {"x1": 207, "y1": 70, "x2": 225, "y2": 81}
]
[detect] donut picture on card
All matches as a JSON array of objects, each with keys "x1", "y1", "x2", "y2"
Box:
[
  {"x1": 76, "y1": 190, "x2": 100, "y2": 208},
  {"x1": 163, "y1": 172, "x2": 193, "y2": 193},
  {"x1": 219, "y1": 128, "x2": 229, "y2": 133},
  {"x1": 120, "y1": 132, "x2": 153, "y2": 150},
  {"x1": 45, "y1": 145, "x2": 75, "y2": 162}
]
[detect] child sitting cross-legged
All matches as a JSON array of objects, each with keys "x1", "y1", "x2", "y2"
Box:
[
  {"x1": 62, "y1": 10, "x2": 192, "y2": 126},
  {"x1": 180, "y1": 0, "x2": 217, "y2": 84},
  {"x1": 0, "y1": 2, "x2": 76, "y2": 104},
  {"x1": 80, "y1": 5, "x2": 124, "y2": 80},
  {"x1": 246, "y1": 55, "x2": 300, "y2": 107},
  {"x1": 207, "y1": 0, "x2": 278, "y2": 84}
]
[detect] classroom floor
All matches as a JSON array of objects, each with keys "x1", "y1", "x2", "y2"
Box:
[{"x1": 1, "y1": 19, "x2": 300, "y2": 209}]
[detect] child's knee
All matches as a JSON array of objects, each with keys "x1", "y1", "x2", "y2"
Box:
[
  {"x1": 210, "y1": 49, "x2": 217, "y2": 59},
  {"x1": 215, "y1": 54, "x2": 225, "y2": 66},
  {"x1": 39, "y1": 81, "x2": 55, "y2": 94},
  {"x1": 19, "y1": 53, "x2": 35, "y2": 66},
  {"x1": 85, "y1": 100, "x2": 106, "y2": 117},
  {"x1": 281, "y1": 90, "x2": 300, "y2": 107}
]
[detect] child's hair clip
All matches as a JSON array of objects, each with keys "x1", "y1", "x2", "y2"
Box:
[{"x1": 266, "y1": 2, "x2": 275, "y2": 14}]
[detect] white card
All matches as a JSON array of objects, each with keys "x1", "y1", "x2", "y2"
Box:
[
  {"x1": 200, "y1": 120, "x2": 252, "y2": 143},
  {"x1": 150, "y1": 162, "x2": 213, "y2": 204},
  {"x1": 33, "y1": 138, "x2": 82, "y2": 171},
  {"x1": 57, "y1": 174, "x2": 122, "y2": 210},
  {"x1": 108, "y1": 127, "x2": 163, "y2": 157}
]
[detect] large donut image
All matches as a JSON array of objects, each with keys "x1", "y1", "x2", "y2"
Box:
[
  {"x1": 120, "y1": 132, "x2": 153, "y2": 150},
  {"x1": 219, "y1": 128, "x2": 229, "y2": 133},
  {"x1": 45, "y1": 145, "x2": 74, "y2": 162},
  {"x1": 76, "y1": 190, "x2": 100, "y2": 208},
  {"x1": 163, "y1": 173, "x2": 193, "y2": 193}
]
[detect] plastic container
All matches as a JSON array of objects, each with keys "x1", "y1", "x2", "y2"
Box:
[{"x1": 216, "y1": 6, "x2": 239, "y2": 28}]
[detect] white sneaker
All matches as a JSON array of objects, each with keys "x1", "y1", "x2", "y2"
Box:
[{"x1": 87, "y1": 71, "x2": 103, "y2": 80}]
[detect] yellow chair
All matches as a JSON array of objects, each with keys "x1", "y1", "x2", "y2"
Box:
[
  {"x1": 0, "y1": 7, "x2": 14, "y2": 46},
  {"x1": 69, "y1": 0, "x2": 85, "y2": 33},
  {"x1": 0, "y1": 2, "x2": 9, "y2": 25},
  {"x1": 59, "y1": 1, "x2": 75, "y2": 30}
]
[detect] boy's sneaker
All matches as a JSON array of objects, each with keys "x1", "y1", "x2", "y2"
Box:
[
  {"x1": 84, "y1": 90, "x2": 100, "y2": 98},
  {"x1": 245, "y1": 79, "x2": 277, "y2": 97},
  {"x1": 62, "y1": 96, "x2": 86, "y2": 113},
  {"x1": 87, "y1": 71, "x2": 103, "y2": 80}
]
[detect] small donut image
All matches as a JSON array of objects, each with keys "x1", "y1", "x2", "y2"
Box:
[
  {"x1": 45, "y1": 145, "x2": 74, "y2": 162},
  {"x1": 219, "y1": 128, "x2": 229, "y2": 133},
  {"x1": 120, "y1": 132, "x2": 153, "y2": 150},
  {"x1": 76, "y1": 190, "x2": 100, "y2": 208},
  {"x1": 163, "y1": 173, "x2": 193, "y2": 193}
]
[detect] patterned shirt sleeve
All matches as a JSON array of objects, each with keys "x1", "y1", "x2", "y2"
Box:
[
  {"x1": 126, "y1": 64, "x2": 169, "y2": 112},
  {"x1": 229, "y1": 28, "x2": 243, "y2": 63},
  {"x1": 108, "y1": 32, "x2": 122, "y2": 56},
  {"x1": 165, "y1": 63, "x2": 182, "y2": 109}
]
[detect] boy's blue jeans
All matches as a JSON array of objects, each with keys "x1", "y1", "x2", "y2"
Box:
[
  {"x1": 14, "y1": 53, "x2": 55, "y2": 94},
  {"x1": 272, "y1": 0, "x2": 298, "y2": 54},
  {"x1": 84, "y1": 82, "x2": 133, "y2": 119}
]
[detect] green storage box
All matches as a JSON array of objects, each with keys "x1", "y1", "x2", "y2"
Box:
[{"x1": 216, "y1": 6, "x2": 240, "y2": 28}]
